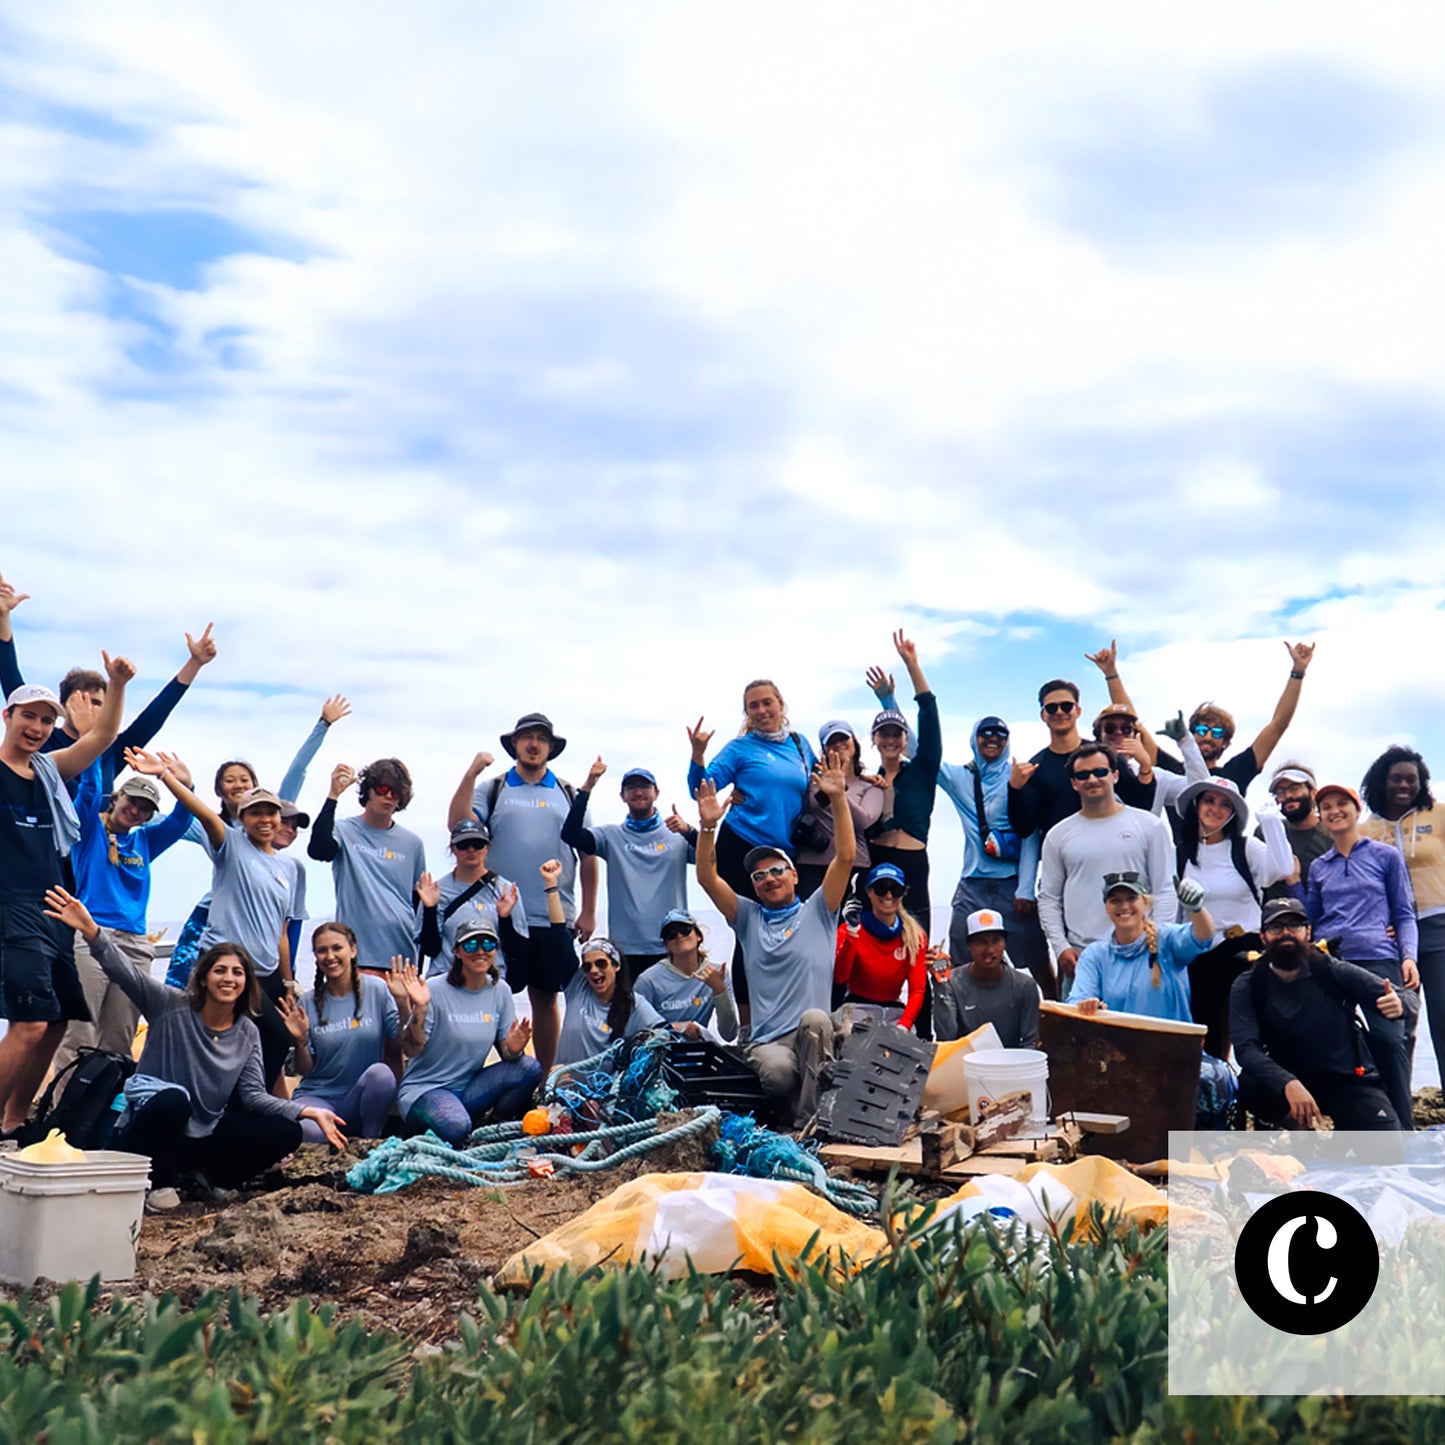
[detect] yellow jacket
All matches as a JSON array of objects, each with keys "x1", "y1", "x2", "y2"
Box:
[{"x1": 1363, "y1": 805, "x2": 1445, "y2": 917}]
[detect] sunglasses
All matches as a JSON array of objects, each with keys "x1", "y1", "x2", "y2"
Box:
[
  {"x1": 1072, "y1": 766, "x2": 1112, "y2": 780},
  {"x1": 870, "y1": 882, "x2": 906, "y2": 899},
  {"x1": 1043, "y1": 701, "x2": 1077, "y2": 716},
  {"x1": 583, "y1": 955, "x2": 616, "y2": 971},
  {"x1": 371, "y1": 782, "x2": 400, "y2": 798},
  {"x1": 750, "y1": 864, "x2": 791, "y2": 883},
  {"x1": 1098, "y1": 721, "x2": 1136, "y2": 736},
  {"x1": 977, "y1": 727, "x2": 1009, "y2": 740},
  {"x1": 1192, "y1": 725, "x2": 1227, "y2": 740},
  {"x1": 458, "y1": 936, "x2": 499, "y2": 954},
  {"x1": 662, "y1": 926, "x2": 695, "y2": 942},
  {"x1": 1262, "y1": 921, "x2": 1309, "y2": 935},
  {"x1": 453, "y1": 839, "x2": 487, "y2": 852}
]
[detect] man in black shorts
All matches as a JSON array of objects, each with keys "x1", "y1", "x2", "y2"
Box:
[{"x1": 0, "y1": 660, "x2": 133, "y2": 1135}]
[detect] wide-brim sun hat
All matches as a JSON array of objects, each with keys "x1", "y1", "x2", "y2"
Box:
[
  {"x1": 1172, "y1": 775, "x2": 1250, "y2": 830},
  {"x1": 500, "y1": 711, "x2": 566, "y2": 760}
]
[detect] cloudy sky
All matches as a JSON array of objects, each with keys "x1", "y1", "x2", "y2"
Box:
[{"x1": 4, "y1": 2, "x2": 1443, "y2": 933}]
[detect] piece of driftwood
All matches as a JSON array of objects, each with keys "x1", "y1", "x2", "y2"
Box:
[
  {"x1": 1039, "y1": 1002, "x2": 1202, "y2": 1164},
  {"x1": 919, "y1": 1116, "x2": 973, "y2": 1176},
  {"x1": 971, "y1": 1090, "x2": 1034, "y2": 1149},
  {"x1": 1064, "y1": 1112, "x2": 1131, "y2": 1135},
  {"x1": 818, "y1": 1108, "x2": 1079, "y2": 1180}
]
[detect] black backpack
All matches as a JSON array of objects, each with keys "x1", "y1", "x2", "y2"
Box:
[{"x1": 21, "y1": 1049, "x2": 137, "y2": 1151}]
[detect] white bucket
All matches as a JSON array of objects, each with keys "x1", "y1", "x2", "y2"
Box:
[
  {"x1": 0, "y1": 1149, "x2": 151, "y2": 1286},
  {"x1": 963, "y1": 1048, "x2": 1050, "y2": 1125}
]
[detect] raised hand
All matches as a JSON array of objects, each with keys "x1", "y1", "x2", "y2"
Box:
[
  {"x1": 0, "y1": 572, "x2": 30, "y2": 621},
  {"x1": 865, "y1": 664, "x2": 895, "y2": 701},
  {"x1": 328, "y1": 763, "x2": 358, "y2": 800},
  {"x1": 586, "y1": 755, "x2": 607, "y2": 788},
  {"x1": 505, "y1": 1017, "x2": 532, "y2": 1055},
  {"x1": 539, "y1": 858, "x2": 564, "y2": 886},
  {"x1": 1159, "y1": 711, "x2": 1187, "y2": 744},
  {"x1": 892, "y1": 628, "x2": 918, "y2": 667},
  {"x1": 699, "y1": 960, "x2": 727, "y2": 996},
  {"x1": 391, "y1": 960, "x2": 430, "y2": 1010},
  {"x1": 416, "y1": 871, "x2": 441, "y2": 909},
  {"x1": 124, "y1": 746, "x2": 169, "y2": 777},
  {"x1": 184, "y1": 623, "x2": 217, "y2": 668},
  {"x1": 102, "y1": 651, "x2": 136, "y2": 685},
  {"x1": 467, "y1": 750, "x2": 495, "y2": 777},
  {"x1": 1113, "y1": 734, "x2": 1147, "y2": 766},
  {"x1": 42, "y1": 887, "x2": 97, "y2": 938},
  {"x1": 497, "y1": 883, "x2": 520, "y2": 919},
  {"x1": 1010, "y1": 759, "x2": 1038, "y2": 790},
  {"x1": 1174, "y1": 877, "x2": 1206, "y2": 913},
  {"x1": 320, "y1": 694, "x2": 351, "y2": 726},
  {"x1": 664, "y1": 805, "x2": 692, "y2": 835},
  {"x1": 1284, "y1": 640, "x2": 1315, "y2": 673},
  {"x1": 157, "y1": 751, "x2": 193, "y2": 789},
  {"x1": 815, "y1": 751, "x2": 848, "y2": 800},
  {"x1": 1084, "y1": 639, "x2": 1118, "y2": 675},
  {"x1": 275, "y1": 991, "x2": 311, "y2": 1044},
  {"x1": 686, "y1": 717, "x2": 714, "y2": 762},
  {"x1": 696, "y1": 778, "x2": 729, "y2": 829}
]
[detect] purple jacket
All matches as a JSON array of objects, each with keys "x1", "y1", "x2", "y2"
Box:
[{"x1": 1305, "y1": 836, "x2": 1419, "y2": 962}]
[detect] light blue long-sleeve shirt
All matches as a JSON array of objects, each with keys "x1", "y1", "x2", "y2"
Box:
[{"x1": 687, "y1": 732, "x2": 816, "y2": 850}]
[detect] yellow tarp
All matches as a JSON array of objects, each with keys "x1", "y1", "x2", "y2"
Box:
[{"x1": 495, "y1": 1171, "x2": 887, "y2": 1287}]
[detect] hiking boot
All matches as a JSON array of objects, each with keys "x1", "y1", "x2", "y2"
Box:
[{"x1": 145, "y1": 1187, "x2": 182, "y2": 1214}]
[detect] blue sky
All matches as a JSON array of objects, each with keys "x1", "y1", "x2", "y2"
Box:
[{"x1": 3, "y1": 1, "x2": 1444, "y2": 938}]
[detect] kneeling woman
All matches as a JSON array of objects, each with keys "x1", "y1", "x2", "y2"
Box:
[
  {"x1": 634, "y1": 909, "x2": 739, "y2": 1041},
  {"x1": 528, "y1": 860, "x2": 665, "y2": 1068},
  {"x1": 833, "y1": 862, "x2": 928, "y2": 1030},
  {"x1": 1071, "y1": 873, "x2": 1216, "y2": 1023},
  {"x1": 278, "y1": 922, "x2": 403, "y2": 1143},
  {"x1": 43, "y1": 889, "x2": 345, "y2": 1195},
  {"x1": 392, "y1": 916, "x2": 541, "y2": 1145}
]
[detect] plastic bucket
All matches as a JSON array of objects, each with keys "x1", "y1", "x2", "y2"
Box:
[{"x1": 963, "y1": 1048, "x2": 1049, "y2": 1124}]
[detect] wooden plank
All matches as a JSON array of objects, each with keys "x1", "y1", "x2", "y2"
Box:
[
  {"x1": 818, "y1": 1140, "x2": 923, "y2": 1173},
  {"x1": 972, "y1": 1092, "x2": 1034, "y2": 1150},
  {"x1": 1065, "y1": 1112, "x2": 1131, "y2": 1135},
  {"x1": 919, "y1": 1117, "x2": 972, "y2": 1176},
  {"x1": 1040, "y1": 1000, "x2": 1205, "y2": 1036},
  {"x1": 941, "y1": 1155, "x2": 1029, "y2": 1180}
]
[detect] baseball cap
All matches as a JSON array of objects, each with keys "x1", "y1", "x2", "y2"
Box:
[
  {"x1": 449, "y1": 818, "x2": 491, "y2": 847},
  {"x1": 966, "y1": 908, "x2": 1008, "y2": 937},
  {"x1": 4, "y1": 683, "x2": 64, "y2": 719},
  {"x1": 818, "y1": 719, "x2": 856, "y2": 748},
  {"x1": 975, "y1": 715, "x2": 1009, "y2": 736},
  {"x1": 236, "y1": 787, "x2": 283, "y2": 815},
  {"x1": 660, "y1": 908, "x2": 699, "y2": 935},
  {"x1": 1315, "y1": 783, "x2": 1362, "y2": 810},
  {"x1": 1093, "y1": 702, "x2": 1138, "y2": 727},
  {"x1": 1269, "y1": 761, "x2": 1317, "y2": 791},
  {"x1": 871, "y1": 708, "x2": 909, "y2": 736},
  {"x1": 116, "y1": 775, "x2": 163, "y2": 810},
  {"x1": 1261, "y1": 898, "x2": 1309, "y2": 929},
  {"x1": 455, "y1": 917, "x2": 500, "y2": 945},
  {"x1": 743, "y1": 845, "x2": 794, "y2": 873},
  {"x1": 620, "y1": 767, "x2": 657, "y2": 789},
  {"x1": 1101, "y1": 870, "x2": 1148, "y2": 899},
  {"x1": 279, "y1": 800, "x2": 310, "y2": 828},
  {"x1": 865, "y1": 862, "x2": 908, "y2": 891}
]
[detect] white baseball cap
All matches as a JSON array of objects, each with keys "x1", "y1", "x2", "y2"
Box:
[
  {"x1": 4, "y1": 683, "x2": 64, "y2": 719},
  {"x1": 966, "y1": 909, "x2": 1008, "y2": 937}
]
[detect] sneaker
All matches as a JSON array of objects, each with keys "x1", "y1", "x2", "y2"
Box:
[{"x1": 145, "y1": 1187, "x2": 182, "y2": 1214}]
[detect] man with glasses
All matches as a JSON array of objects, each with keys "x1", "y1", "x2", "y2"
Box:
[
  {"x1": 939, "y1": 717, "x2": 1052, "y2": 997},
  {"x1": 1091, "y1": 703, "x2": 1159, "y2": 810},
  {"x1": 1008, "y1": 679, "x2": 1086, "y2": 845},
  {"x1": 309, "y1": 757, "x2": 427, "y2": 975},
  {"x1": 694, "y1": 754, "x2": 855, "y2": 1125},
  {"x1": 1230, "y1": 898, "x2": 1404, "y2": 1130},
  {"x1": 562, "y1": 758, "x2": 695, "y2": 974},
  {"x1": 1037, "y1": 743, "x2": 1176, "y2": 990},
  {"x1": 1262, "y1": 761, "x2": 1332, "y2": 902}
]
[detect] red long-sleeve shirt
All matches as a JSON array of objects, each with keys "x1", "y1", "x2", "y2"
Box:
[{"x1": 833, "y1": 922, "x2": 927, "y2": 1029}]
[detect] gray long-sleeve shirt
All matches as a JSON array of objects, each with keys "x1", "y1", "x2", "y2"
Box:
[{"x1": 92, "y1": 928, "x2": 303, "y2": 1137}]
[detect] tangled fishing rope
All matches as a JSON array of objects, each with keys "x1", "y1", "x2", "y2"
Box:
[{"x1": 708, "y1": 1111, "x2": 877, "y2": 1217}]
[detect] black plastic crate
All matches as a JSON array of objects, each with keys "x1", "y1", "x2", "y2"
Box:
[
  {"x1": 815, "y1": 1018, "x2": 936, "y2": 1146},
  {"x1": 663, "y1": 1039, "x2": 782, "y2": 1124}
]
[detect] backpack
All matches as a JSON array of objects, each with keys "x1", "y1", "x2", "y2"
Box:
[{"x1": 21, "y1": 1048, "x2": 137, "y2": 1151}]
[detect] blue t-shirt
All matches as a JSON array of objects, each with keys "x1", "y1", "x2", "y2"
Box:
[
  {"x1": 419, "y1": 869, "x2": 530, "y2": 979},
  {"x1": 635, "y1": 959, "x2": 736, "y2": 1038},
  {"x1": 687, "y1": 733, "x2": 816, "y2": 849},
  {"x1": 1071, "y1": 924, "x2": 1211, "y2": 1023},
  {"x1": 299, "y1": 974, "x2": 400, "y2": 1104},
  {"x1": 66, "y1": 772, "x2": 189, "y2": 932},
  {"x1": 397, "y1": 976, "x2": 517, "y2": 1117},
  {"x1": 473, "y1": 770, "x2": 579, "y2": 923},
  {"x1": 328, "y1": 815, "x2": 426, "y2": 972},
  {"x1": 734, "y1": 889, "x2": 839, "y2": 1043},
  {"x1": 589, "y1": 818, "x2": 692, "y2": 953},
  {"x1": 200, "y1": 829, "x2": 305, "y2": 974},
  {"x1": 555, "y1": 971, "x2": 665, "y2": 1067}
]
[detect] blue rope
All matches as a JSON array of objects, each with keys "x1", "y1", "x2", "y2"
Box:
[{"x1": 709, "y1": 1111, "x2": 877, "y2": 1217}]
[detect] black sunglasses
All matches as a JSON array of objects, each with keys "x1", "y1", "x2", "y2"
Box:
[
  {"x1": 870, "y1": 882, "x2": 906, "y2": 899},
  {"x1": 1043, "y1": 701, "x2": 1077, "y2": 716},
  {"x1": 453, "y1": 839, "x2": 488, "y2": 852},
  {"x1": 1072, "y1": 766, "x2": 1112, "y2": 780},
  {"x1": 661, "y1": 925, "x2": 695, "y2": 941},
  {"x1": 977, "y1": 727, "x2": 1009, "y2": 740},
  {"x1": 1098, "y1": 720, "x2": 1136, "y2": 735}
]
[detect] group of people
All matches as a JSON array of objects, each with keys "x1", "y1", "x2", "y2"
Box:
[{"x1": 1, "y1": 573, "x2": 1438, "y2": 1216}]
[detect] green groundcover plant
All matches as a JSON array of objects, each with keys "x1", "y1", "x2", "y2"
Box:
[{"x1": 0, "y1": 1207, "x2": 1439, "y2": 1443}]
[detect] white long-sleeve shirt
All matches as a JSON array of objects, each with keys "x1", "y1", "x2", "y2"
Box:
[
  {"x1": 1181, "y1": 808, "x2": 1294, "y2": 938},
  {"x1": 1038, "y1": 805, "x2": 1178, "y2": 956}
]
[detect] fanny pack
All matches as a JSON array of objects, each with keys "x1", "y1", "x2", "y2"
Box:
[{"x1": 974, "y1": 764, "x2": 1021, "y2": 863}]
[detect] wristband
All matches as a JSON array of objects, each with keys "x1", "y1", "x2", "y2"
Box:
[
  {"x1": 544, "y1": 885, "x2": 560, "y2": 894},
  {"x1": 1289, "y1": 670, "x2": 1305, "y2": 680},
  {"x1": 1104, "y1": 673, "x2": 1119, "y2": 681},
  {"x1": 700, "y1": 824, "x2": 717, "y2": 833}
]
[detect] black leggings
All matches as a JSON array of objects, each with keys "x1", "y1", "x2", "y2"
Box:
[
  {"x1": 867, "y1": 843, "x2": 932, "y2": 936},
  {"x1": 120, "y1": 1090, "x2": 303, "y2": 1188},
  {"x1": 255, "y1": 970, "x2": 295, "y2": 1090},
  {"x1": 1188, "y1": 934, "x2": 1254, "y2": 1061}
]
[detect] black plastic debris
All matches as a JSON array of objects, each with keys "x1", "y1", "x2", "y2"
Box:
[
  {"x1": 663, "y1": 1038, "x2": 784, "y2": 1124},
  {"x1": 815, "y1": 1018, "x2": 936, "y2": 1146}
]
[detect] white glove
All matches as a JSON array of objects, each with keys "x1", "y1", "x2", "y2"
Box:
[{"x1": 1174, "y1": 876, "x2": 1206, "y2": 913}]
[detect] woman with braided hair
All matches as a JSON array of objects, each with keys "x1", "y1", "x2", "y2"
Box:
[
  {"x1": 1071, "y1": 872, "x2": 1217, "y2": 1023},
  {"x1": 277, "y1": 922, "x2": 402, "y2": 1142}
]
